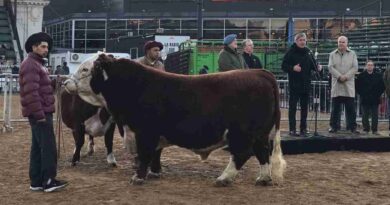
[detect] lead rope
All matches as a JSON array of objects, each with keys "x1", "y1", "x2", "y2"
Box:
[{"x1": 55, "y1": 76, "x2": 65, "y2": 160}]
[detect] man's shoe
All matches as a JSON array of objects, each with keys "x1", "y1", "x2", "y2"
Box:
[
  {"x1": 43, "y1": 179, "x2": 68, "y2": 193},
  {"x1": 30, "y1": 185, "x2": 43, "y2": 191},
  {"x1": 300, "y1": 129, "x2": 310, "y2": 137},
  {"x1": 289, "y1": 130, "x2": 299, "y2": 136},
  {"x1": 328, "y1": 128, "x2": 338, "y2": 133},
  {"x1": 351, "y1": 129, "x2": 360, "y2": 134}
]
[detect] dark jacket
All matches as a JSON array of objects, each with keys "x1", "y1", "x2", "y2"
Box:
[
  {"x1": 19, "y1": 53, "x2": 55, "y2": 120},
  {"x1": 356, "y1": 70, "x2": 385, "y2": 105},
  {"x1": 218, "y1": 46, "x2": 248, "y2": 72},
  {"x1": 242, "y1": 52, "x2": 263, "y2": 69},
  {"x1": 281, "y1": 43, "x2": 318, "y2": 94},
  {"x1": 62, "y1": 65, "x2": 70, "y2": 75}
]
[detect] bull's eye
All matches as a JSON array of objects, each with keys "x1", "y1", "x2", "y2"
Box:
[{"x1": 81, "y1": 68, "x2": 89, "y2": 72}]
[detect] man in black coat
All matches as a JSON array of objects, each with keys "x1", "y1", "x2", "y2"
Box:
[
  {"x1": 242, "y1": 39, "x2": 263, "y2": 69},
  {"x1": 356, "y1": 60, "x2": 385, "y2": 134},
  {"x1": 282, "y1": 33, "x2": 321, "y2": 137}
]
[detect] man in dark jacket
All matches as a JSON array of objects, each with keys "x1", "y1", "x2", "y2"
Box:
[
  {"x1": 19, "y1": 32, "x2": 68, "y2": 192},
  {"x1": 356, "y1": 60, "x2": 385, "y2": 134},
  {"x1": 282, "y1": 33, "x2": 321, "y2": 137},
  {"x1": 242, "y1": 39, "x2": 263, "y2": 69},
  {"x1": 218, "y1": 34, "x2": 248, "y2": 71},
  {"x1": 61, "y1": 62, "x2": 70, "y2": 75}
]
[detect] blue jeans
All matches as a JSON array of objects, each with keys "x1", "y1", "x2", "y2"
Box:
[{"x1": 28, "y1": 113, "x2": 57, "y2": 186}]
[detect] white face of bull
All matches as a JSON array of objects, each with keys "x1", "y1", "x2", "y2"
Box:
[{"x1": 64, "y1": 54, "x2": 107, "y2": 107}]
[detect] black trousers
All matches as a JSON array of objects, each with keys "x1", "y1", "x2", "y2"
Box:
[
  {"x1": 28, "y1": 113, "x2": 57, "y2": 186},
  {"x1": 362, "y1": 104, "x2": 379, "y2": 132},
  {"x1": 288, "y1": 92, "x2": 309, "y2": 132},
  {"x1": 329, "y1": 96, "x2": 357, "y2": 131}
]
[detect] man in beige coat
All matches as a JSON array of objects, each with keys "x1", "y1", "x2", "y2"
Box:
[{"x1": 328, "y1": 36, "x2": 359, "y2": 134}]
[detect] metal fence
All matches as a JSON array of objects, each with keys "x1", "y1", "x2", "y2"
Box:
[{"x1": 1, "y1": 74, "x2": 388, "y2": 131}]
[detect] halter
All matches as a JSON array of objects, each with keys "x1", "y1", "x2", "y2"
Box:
[{"x1": 65, "y1": 73, "x2": 92, "y2": 93}]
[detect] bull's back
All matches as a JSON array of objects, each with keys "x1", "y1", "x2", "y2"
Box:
[{"x1": 158, "y1": 69, "x2": 278, "y2": 145}]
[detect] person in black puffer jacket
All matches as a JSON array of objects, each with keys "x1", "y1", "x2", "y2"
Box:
[
  {"x1": 356, "y1": 60, "x2": 385, "y2": 134},
  {"x1": 282, "y1": 33, "x2": 321, "y2": 137}
]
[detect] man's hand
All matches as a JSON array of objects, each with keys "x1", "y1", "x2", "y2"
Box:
[
  {"x1": 317, "y1": 64, "x2": 322, "y2": 72},
  {"x1": 293, "y1": 64, "x2": 302, "y2": 72},
  {"x1": 37, "y1": 118, "x2": 46, "y2": 123},
  {"x1": 338, "y1": 75, "x2": 347, "y2": 82}
]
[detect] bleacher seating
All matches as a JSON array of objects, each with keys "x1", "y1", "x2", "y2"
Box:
[{"x1": 0, "y1": 6, "x2": 16, "y2": 67}]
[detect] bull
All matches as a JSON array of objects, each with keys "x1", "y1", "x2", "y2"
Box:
[{"x1": 64, "y1": 54, "x2": 286, "y2": 186}]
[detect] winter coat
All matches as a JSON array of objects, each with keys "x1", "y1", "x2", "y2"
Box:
[
  {"x1": 356, "y1": 70, "x2": 385, "y2": 105},
  {"x1": 218, "y1": 46, "x2": 248, "y2": 72},
  {"x1": 242, "y1": 52, "x2": 263, "y2": 69},
  {"x1": 281, "y1": 43, "x2": 318, "y2": 94},
  {"x1": 137, "y1": 56, "x2": 165, "y2": 71},
  {"x1": 328, "y1": 48, "x2": 358, "y2": 98},
  {"x1": 19, "y1": 53, "x2": 55, "y2": 120}
]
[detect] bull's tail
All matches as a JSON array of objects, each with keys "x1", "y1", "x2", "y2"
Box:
[{"x1": 270, "y1": 79, "x2": 286, "y2": 183}]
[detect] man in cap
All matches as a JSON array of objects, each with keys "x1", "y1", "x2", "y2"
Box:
[
  {"x1": 218, "y1": 34, "x2": 248, "y2": 72},
  {"x1": 137, "y1": 40, "x2": 165, "y2": 71},
  {"x1": 19, "y1": 32, "x2": 68, "y2": 192}
]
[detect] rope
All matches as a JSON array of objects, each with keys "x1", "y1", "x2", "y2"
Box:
[{"x1": 55, "y1": 76, "x2": 64, "y2": 160}]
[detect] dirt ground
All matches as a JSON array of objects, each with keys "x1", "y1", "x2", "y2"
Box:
[{"x1": 1, "y1": 119, "x2": 390, "y2": 205}]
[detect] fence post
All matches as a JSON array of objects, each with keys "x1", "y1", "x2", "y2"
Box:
[{"x1": 2, "y1": 74, "x2": 13, "y2": 132}]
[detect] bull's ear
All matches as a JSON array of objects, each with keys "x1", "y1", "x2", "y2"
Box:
[{"x1": 90, "y1": 65, "x2": 105, "y2": 94}]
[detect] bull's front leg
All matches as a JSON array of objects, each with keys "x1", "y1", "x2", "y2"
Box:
[
  {"x1": 104, "y1": 123, "x2": 117, "y2": 167},
  {"x1": 130, "y1": 133, "x2": 159, "y2": 185},
  {"x1": 71, "y1": 124, "x2": 85, "y2": 166}
]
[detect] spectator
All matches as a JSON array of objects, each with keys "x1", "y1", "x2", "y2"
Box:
[
  {"x1": 137, "y1": 41, "x2": 165, "y2": 71},
  {"x1": 62, "y1": 62, "x2": 70, "y2": 75},
  {"x1": 242, "y1": 39, "x2": 263, "y2": 69},
  {"x1": 356, "y1": 60, "x2": 385, "y2": 135},
  {"x1": 54, "y1": 65, "x2": 65, "y2": 75},
  {"x1": 218, "y1": 34, "x2": 248, "y2": 72},
  {"x1": 11, "y1": 65, "x2": 19, "y2": 75},
  {"x1": 328, "y1": 36, "x2": 359, "y2": 134},
  {"x1": 383, "y1": 67, "x2": 390, "y2": 136}
]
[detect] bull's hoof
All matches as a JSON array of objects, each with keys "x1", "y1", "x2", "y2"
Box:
[
  {"x1": 70, "y1": 159, "x2": 79, "y2": 166},
  {"x1": 130, "y1": 175, "x2": 145, "y2": 185},
  {"x1": 147, "y1": 171, "x2": 161, "y2": 179},
  {"x1": 87, "y1": 150, "x2": 94, "y2": 156},
  {"x1": 108, "y1": 163, "x2": 117, "y2": 168},
  {"x1": 215, "y1": 178, "x2": 233, "y2": 187},
  {"x1": 255, "y1": 177, "x2": 273, "y2": 186}
]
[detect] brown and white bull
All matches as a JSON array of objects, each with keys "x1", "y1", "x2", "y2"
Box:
[
  {"x1": 64, "y1": 54, "x2": 286, "y2": 186},
  {"x1": 60, "y1": 89, "x2": 124, "y2": 166}
]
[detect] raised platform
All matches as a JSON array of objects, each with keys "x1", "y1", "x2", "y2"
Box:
[{"x1": 281, "y1": 130, "x2": 390, "y2": 154}]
